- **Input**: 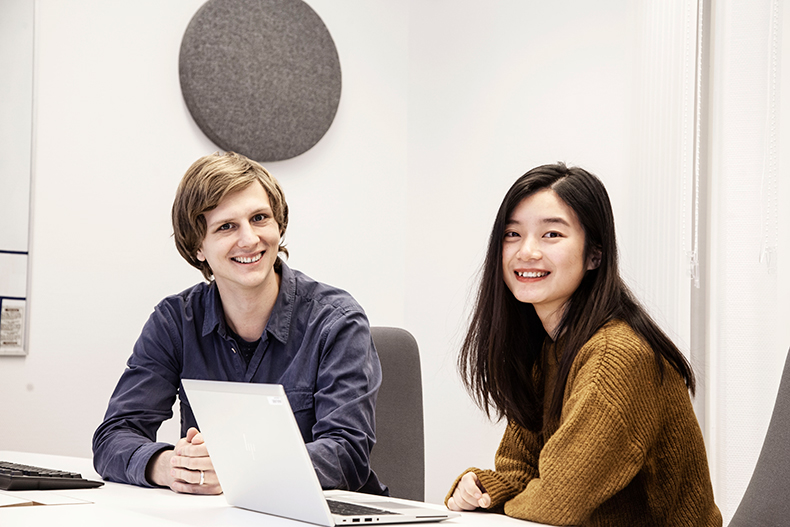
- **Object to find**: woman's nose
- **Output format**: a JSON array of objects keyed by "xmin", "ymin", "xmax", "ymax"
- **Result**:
[{"xmin": 517, "ymin": 237, "xmax": 541, "ymax": 260}]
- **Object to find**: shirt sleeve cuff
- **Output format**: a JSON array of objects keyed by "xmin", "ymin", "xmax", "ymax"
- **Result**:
[{"xmin": 128, "ymin": 442, "xmax": 174, "ymax": 487}]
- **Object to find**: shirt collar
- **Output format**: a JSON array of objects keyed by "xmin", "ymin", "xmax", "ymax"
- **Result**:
[
  {"xmin": 266, "ymin": 259, "xmax": 295, "ymax": 344},
  {"xmin": 201, "ymin": 258, "xmax": 295, "ymax": 345}
]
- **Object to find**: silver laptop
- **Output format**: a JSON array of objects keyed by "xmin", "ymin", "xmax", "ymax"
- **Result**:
[{"xmin": 182, "ymin": 379, "xmax": 456, "ymax": 526}]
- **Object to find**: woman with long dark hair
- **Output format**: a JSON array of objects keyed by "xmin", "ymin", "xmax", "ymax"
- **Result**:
[{"xmin": 445, "ymin": 164, "xmax": 721, "ymax": 526}]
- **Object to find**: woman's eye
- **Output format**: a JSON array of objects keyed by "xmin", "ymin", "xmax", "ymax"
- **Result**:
[
  {"xmin": 544, "ymin": 231, "xmax": 561, "ymax": 239},
  {"xmin": 504, "ymin": 231, "xmax": 519, "ymax": 239},
  {"xmin": 217, "ymin": 223, "xmax": 232, "ymax": 231}
]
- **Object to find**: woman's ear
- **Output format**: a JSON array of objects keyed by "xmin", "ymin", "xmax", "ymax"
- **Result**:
[{"xmin": 587, "ymin": 247, "xmax": 602, "ymax": 270}]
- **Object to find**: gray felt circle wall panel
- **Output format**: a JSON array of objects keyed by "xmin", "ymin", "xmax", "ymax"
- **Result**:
[{"xmin": 179, "ymin": 0, "xmax": 341, "ymax": 162}]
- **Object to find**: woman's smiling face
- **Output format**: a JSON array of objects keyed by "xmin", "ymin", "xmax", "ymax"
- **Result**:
[{"xmin": 501, "ymin": 188, "xmax": 595, "ymax": 335}]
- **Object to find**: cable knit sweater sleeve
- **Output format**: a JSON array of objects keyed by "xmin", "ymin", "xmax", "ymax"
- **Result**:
[
  {"xmin": 446, "ymin": 420, "xmax": 542, "ymax": 513},
  {"xmin": 446, "ymin": 321, "xmax": 720, "ymax": 526}
]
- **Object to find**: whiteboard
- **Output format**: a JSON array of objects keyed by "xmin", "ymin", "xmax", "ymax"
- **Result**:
[{"xmin": 0, "ymin": 0, "xmax": 34, "ymax": 355}]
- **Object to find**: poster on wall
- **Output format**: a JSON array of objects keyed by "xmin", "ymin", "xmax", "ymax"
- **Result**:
[
  {"xmin": 0, "ymin": 252, "xmax": 28, "ymax": 355},
  {"xmin": 0, "ymin": 298, "xmax": 26, "ymax": 355}
]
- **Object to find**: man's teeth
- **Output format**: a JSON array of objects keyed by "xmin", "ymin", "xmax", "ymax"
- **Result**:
[
  {"xmin": 517, "ymin": 271, "xmax": 548, "ymax": 278},
  {"xmin": 232, "ymin": 253, "xmax": 263, "ymax": 264}
]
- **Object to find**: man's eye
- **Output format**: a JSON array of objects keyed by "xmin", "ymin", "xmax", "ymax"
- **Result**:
[{"xmin": 252, "ymin": 214, "xmax": 266, "ymax": 222}]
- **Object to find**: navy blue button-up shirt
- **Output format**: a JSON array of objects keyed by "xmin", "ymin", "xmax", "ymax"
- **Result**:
[{"xmin": 92, "ymin": 261, "xmax": 386, "ymax": 494}]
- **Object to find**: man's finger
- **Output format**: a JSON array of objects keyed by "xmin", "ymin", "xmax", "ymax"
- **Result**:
[
  {"xmin": 175, "ymin": 441, "xmax": 210, "ymax": 459},
  {"xmin": 170, "ymin": 479, "xmax": 222, "ymax": 495},
  {"xmin": 185, "ymin": 427, "xmax": 199, "ymax": 443},
  {"xmin": 170, "ymin": 466, "xmax": 202, "ymax": 484}
]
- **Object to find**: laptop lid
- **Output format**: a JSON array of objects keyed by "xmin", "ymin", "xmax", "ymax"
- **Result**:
[{"xmin": 182, "ymin": 379, "xmax": 454, "ymax": 526}]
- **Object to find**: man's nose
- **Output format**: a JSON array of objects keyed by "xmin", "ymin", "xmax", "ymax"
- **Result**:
[{"xmin": 237, "ymin": 222, "xmax": 258, "ymax": 247}]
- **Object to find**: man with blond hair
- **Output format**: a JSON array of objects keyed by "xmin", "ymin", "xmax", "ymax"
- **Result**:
[{"xmin": 93, "ymin": 152, "xmax": 386, "ymax": 495}]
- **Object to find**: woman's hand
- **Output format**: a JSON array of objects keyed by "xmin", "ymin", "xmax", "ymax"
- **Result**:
[{"xmin": 447, "ymin": 472, "xmax": 491, "ymax": 511}]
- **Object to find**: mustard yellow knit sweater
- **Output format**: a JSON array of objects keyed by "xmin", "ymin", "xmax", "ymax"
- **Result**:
[{"xmin": 446, "ymin": 320, "xmax": 721, "ymax": 526}]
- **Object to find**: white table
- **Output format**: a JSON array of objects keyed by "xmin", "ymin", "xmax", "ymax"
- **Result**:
[{"xmin": 0, "ymin": 451, "xmax": 553, "ymax": 526}]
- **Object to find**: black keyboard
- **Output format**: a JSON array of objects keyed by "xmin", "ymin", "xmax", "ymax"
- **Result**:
[
  {"xmin": 0, "ymin": 461, "xmax": 104, "ymax": 491},
  {"xmin": 327, "ymin": 499, "xmax": 399, "ymax": 516}
]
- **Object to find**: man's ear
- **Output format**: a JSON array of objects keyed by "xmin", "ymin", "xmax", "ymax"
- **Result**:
[{"xmin": 587, "ymin": 247, "xmax": 602, "ymax": 270}]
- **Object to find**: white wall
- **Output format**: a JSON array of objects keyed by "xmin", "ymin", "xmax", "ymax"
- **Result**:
[
  {"xmin": 1, "ymin": 0, "xmax": 789, "ymax": 515},
  {"xmin": 707, "ymin": 0, "xmax": 790, "ymax": 522}
]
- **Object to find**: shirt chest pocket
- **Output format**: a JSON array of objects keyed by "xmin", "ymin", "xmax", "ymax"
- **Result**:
[
  {"xmin": 285, "ymin": 390, "xmax": 316, "ymax": 442},
  {"xmin": 286, "ymin": 390, "xmax": 314, "ymax": 412}
]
